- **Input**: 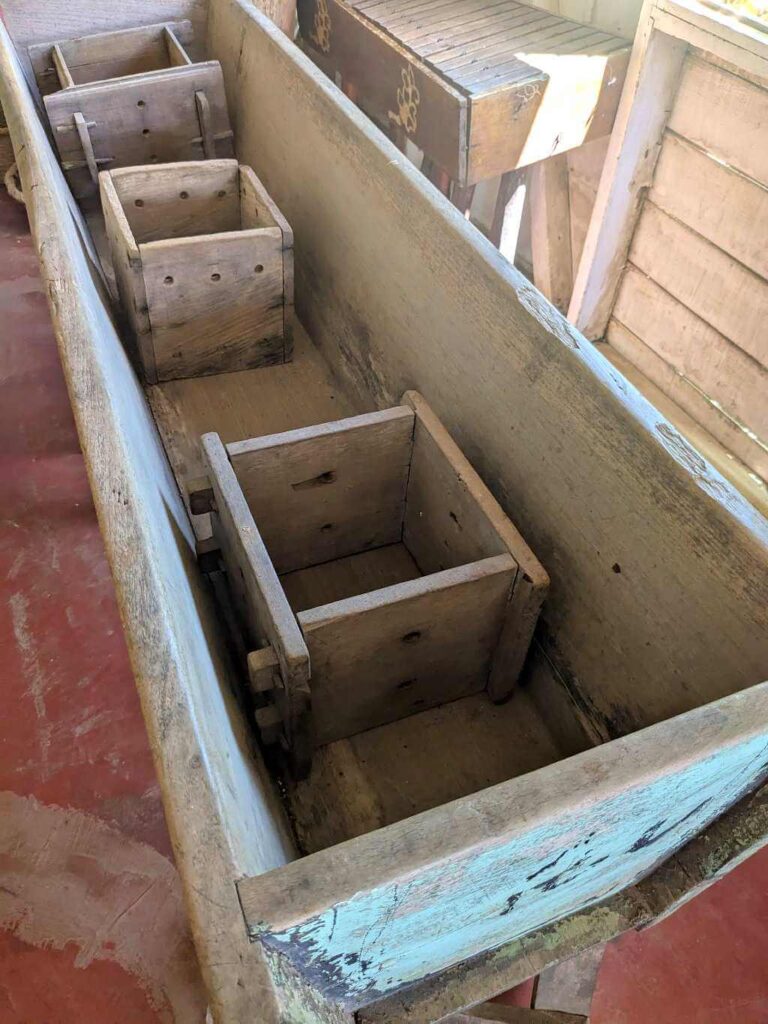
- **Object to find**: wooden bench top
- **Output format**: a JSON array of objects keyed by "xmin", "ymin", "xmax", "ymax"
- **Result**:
[{"xmin": 299, "ymin": 0, "xmax": 631, "ymax": 184}]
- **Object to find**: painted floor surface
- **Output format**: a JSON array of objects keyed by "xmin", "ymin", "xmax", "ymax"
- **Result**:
[{"xmin": 0, "ymin": 187, "xmax": 767, "ymax": 1022}]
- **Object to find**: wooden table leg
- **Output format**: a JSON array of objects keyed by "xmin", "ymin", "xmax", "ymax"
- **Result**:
[
  {"xmin": 490, "ymin": 169, "xmax": 528, "ymax": 264},
  {"xmin": 529, "ymin": 152, "xmax": 573, "ymax": 314}
]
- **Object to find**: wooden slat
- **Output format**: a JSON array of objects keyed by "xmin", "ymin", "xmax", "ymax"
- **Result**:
[
  {"xmin": 567, "ymin": 136, "xmax": 609, "ymax": 279},
  {"xmin": 613, "ymin": 265, "xmax": 768, "ymax": 441},
  {"xmin": 201, "ymin": 431, "xmax": 312, "ymax": 769},
  {"xmin": 44, "ymin": 61, "xmax": 234, "ymax": 199},
  {"xmin": 601, "ymin": 329, "xmax": 768, "ymax": 492},
  {"xmin": 669, "ymin": 54, "xmax": 768, "ymax": 186},
  {"xmin": 140, "ymin": 228, "xmax": 285, "ymax": 381},
  {"xmin": 651, "ymin": 131, "xmax": 768, "ymax": 280},
  {"xmin": 630, "ymin": 200, "xmax": 768, "ymax": 368},
  {"xmin": 228, "ymin": 407, "xmax": 415, "ymax": 574},
  {"xmin": 299, "ymin": 555, "xmax": 516, "ymax": 744},
  {"xmin": 530, "ymin": 152, "xmax": 573, "ymax": 314},
  {"xmin": 568, "ymin": 22, "xmax": 687, "ymax": 338}
]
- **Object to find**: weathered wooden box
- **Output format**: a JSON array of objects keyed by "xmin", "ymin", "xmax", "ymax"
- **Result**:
[
  {"xmin": 29, "ymin": 21, "xmax": 233, "ymax": 198},
  {"xmin": 100, "ymin": 159, "xmax": 294, "ymax": 382},
  {"xmin": 193, "ymin": 392, "xmax": 547, "ymax": 768}
]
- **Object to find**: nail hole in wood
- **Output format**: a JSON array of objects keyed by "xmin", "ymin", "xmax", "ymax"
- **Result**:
[
  {"xmin": 179, "ymin": 191, "xmax": 189, "ymax": 199},
  {"xmin": 211, "ymin": 273, "xmax": 221, "ymax": 281},
  {"xmin": 217, "ymin": 189, "xmax": 226, "ymax": 197},
  {"xmin": 142, "ymin": 128, "xmax": 150, "ymax": 135},
  {"xmin": 164, "ymin": 275, "xmax": 174, "ymax": 285},
  {"xmin": 402, "ymin": 631, "xmax": 422, "ymax": 644},
  {"xmin": 134, "ymin": 199, "xmax": 144, "ymax": 207},
  {"xmin": 254, "ymin": 264, "xmax": 264, "ymax": 273},
  {"xmin": 137, "ymin": 99, "xmax": 146, "ymax": 107},
  {"xmin": 150, "ymin": 155, "xmax": 159, "ymax": 163},
  {"xmin": 320, "ymin": 523, "xmax": 334, "ymax": 532}
]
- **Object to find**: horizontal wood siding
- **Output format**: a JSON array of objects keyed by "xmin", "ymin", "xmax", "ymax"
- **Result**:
[{"xmin": 610, "ymin": 52, "xmax": 768, "ymax": 477}]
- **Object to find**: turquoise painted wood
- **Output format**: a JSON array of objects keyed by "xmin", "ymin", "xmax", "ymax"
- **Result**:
[{"xmin": 240, "ymin": 686, "xmax": 768, "ymax": 1007}]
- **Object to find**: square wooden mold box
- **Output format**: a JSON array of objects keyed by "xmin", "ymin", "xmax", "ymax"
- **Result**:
[
  {"xmin": 191, "ymin": 390, "xmax": 548, "ymax": 776},
  {"xmin": 100, "ymin": 159, "xmax": 294, "ymax": 383},
  {"xmin": 28, "ymin": 21, "xmax": 234, "ymax": 198}
]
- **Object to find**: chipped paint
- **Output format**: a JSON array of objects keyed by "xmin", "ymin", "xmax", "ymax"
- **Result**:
[{"xmin": 257, "ymin": 735, "xmax": 768, "ymax": 1006}]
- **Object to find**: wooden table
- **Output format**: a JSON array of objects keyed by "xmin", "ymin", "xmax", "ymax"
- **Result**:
[{"xmin": 298, "ymin": 0, "xmax": 630, "ymax": 185}]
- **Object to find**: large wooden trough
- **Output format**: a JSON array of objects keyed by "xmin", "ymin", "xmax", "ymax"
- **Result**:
[{"xmin": 1, "ymin": 0, "xmax": 767, "ymax": 1021}]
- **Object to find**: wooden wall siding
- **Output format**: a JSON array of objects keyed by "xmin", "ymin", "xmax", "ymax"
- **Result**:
[
  {"xmin": 607, "ymin": 51, "xmax": 768, "ymax": 477},
  {"xmin": 240, "ymin": 683, "xmax": 768, "ymax": 1005},
  {"xmin": 0, "ymin": 20, "xmax": 296, "ymax": 1024},
  {"xmin": 210, "ymin": 0, "xmax": 768, "ymax": 739}
]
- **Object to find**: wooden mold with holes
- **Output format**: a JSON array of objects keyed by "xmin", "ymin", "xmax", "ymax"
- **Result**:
[
  {"xmin": 189, "ymin": 390, "xmax": 549, "ymax": 777},
  {"xmin": 99, "ymin": 159, "xmax": 294, "ymax": 383},
  {"xmin": 28, "ymin": 21, "xmax": 234, "ymax": 198}
]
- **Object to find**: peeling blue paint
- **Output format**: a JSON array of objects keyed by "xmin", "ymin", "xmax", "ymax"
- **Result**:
[{"xmin": 257, "ymin": 736, "xmax": 768, "ymax": 1006}]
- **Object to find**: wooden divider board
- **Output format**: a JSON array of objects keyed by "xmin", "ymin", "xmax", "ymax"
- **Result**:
[
  {"xmin": 228, "ymin": 408, "xmax": 415, "ymax": 573},
  {"xmin": 299, "ymin": 555, "xmax": 516, "ymax": 744},
  {"xmin": 44, "ymin": 61, "xmax": 234, "ymax": 198}
]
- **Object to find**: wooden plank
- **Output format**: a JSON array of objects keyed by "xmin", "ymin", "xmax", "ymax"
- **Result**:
[
  {"xmin": 652, "ymin": 0, "xmax": 768, "ymax": 81},
  {"xmin": 630, "ymin": 199, "xmax": 768, "ymax": 368},
  {"xmin": 239, "ymin": 681, "xmax": 768, "ymax": 1006},
  {"xmin": 613, "ymin": 265, "xmax": 768, "ymax": 441},
  {"xmin": 211, "ymin": 0, "xmax": 768, "ymax": 741},
  {"xmin": 298, "ymin": 555, "xmax": 516, "ymax": 744},
  {"xmin": 140, "ymin": 228, "xmax": 286, "ymax": 380},
  {"xmin": 28, "ymin": 21, "xmax": 196, "ymax": 93},
  {"xmin": 603, "ymin": 325, "xmax": 768, "ymax": 488},
  {"xmin": 650, "ymin": 131, "xmax": 768, "ymax": 280},
  {"xmin": 298, "ymin": 0, "xmax": 469, "ymax": 181},
  {"xmin": 669, "ymin": 53, "xmax": 768, "ymax": 186},
  {"xmin": 228, "ymin": 407, "xmax": 415, "ymax": 573},
  {"xmin": 201, "ymin": 431, "xmax": 312, "ymax": 767},
  {"xmin": 529, "ymin": 153, "xmax": 573, "ymax": 314},
  {"xmin": 44, "ymin": 62, "xmax": 234, "ymax": 199},
  {"xmin": 98, "ymin": 170, "xmax": 157, "ymax": 381},
  {"xmin": 108, "ymin": 160, "xmax": 241, "ymax": 243},
  {"xmin": 568, "ymin": 21, "xmax": 687, "ymax": 338},
  {"xmin": 566, "ymin": 136, "xmax": 609, "ymax": 279},
  {"xmin": 402, "ymin": 390, "xmax": 548, "ymax": 701}
]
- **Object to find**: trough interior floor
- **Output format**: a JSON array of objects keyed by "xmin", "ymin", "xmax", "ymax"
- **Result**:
[{"xmin": 147, "ymin": 323, "xmax": 573, "ymax": 853}]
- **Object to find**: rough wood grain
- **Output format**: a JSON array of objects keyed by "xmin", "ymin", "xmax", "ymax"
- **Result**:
[
  {"xmin": 569, "ymin": 21, "xmax": 686, "ymax": 338},
  {"xmin": 229, "ymin": 408, "xmax": 414, "ymax": 573},
  {"xmin": 299, "ymin": 555, "xmax": 516, "ymax": 744},
  {"xmin": 211, "ymin": 0, "xmax": 768, "ymax": 738}
]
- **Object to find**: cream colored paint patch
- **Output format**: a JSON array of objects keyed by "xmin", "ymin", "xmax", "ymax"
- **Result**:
[{"xmin": 0, "ymin": 791, "xmax": 207, "ymax": 1022}]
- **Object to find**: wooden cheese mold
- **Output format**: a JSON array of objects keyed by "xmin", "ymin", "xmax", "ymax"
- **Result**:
[
  {"xmin": 99, "ymin": 159, "xmax": 294, "ymax": 383},
  {"xmin": 190, "ymin": 390, "xmax": 548, "ymax": 776},
  {"xmin": 28, "ymin": 21, "xmax": 234, "ymax": 198}
]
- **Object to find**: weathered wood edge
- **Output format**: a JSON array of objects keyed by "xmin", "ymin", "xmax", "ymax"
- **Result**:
[
  {"xmin": 358, "ymin": 778, "xmax": 768, "ymax": 1023},
  {"xmin": 0, "ymin": 22, "xmax": 297, "ymax": 1024}
]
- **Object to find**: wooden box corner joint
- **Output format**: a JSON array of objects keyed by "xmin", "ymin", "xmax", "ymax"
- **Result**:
[
  {"xmin": 196, "ymin": 390, "xmax": 548, "ymax": 778},
  {"xmin": 99, "ymin": 159, "xmax": 295, "ymax": 383},
  {"xmin": 29, "ymin": 22, "xmax": 234, "ymax": 198}
]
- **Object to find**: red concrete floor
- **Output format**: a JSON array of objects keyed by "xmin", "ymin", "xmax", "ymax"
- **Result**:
[{"xmin": 0, "ymin": 184, "xmax": 767, "ymax": 1023}]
